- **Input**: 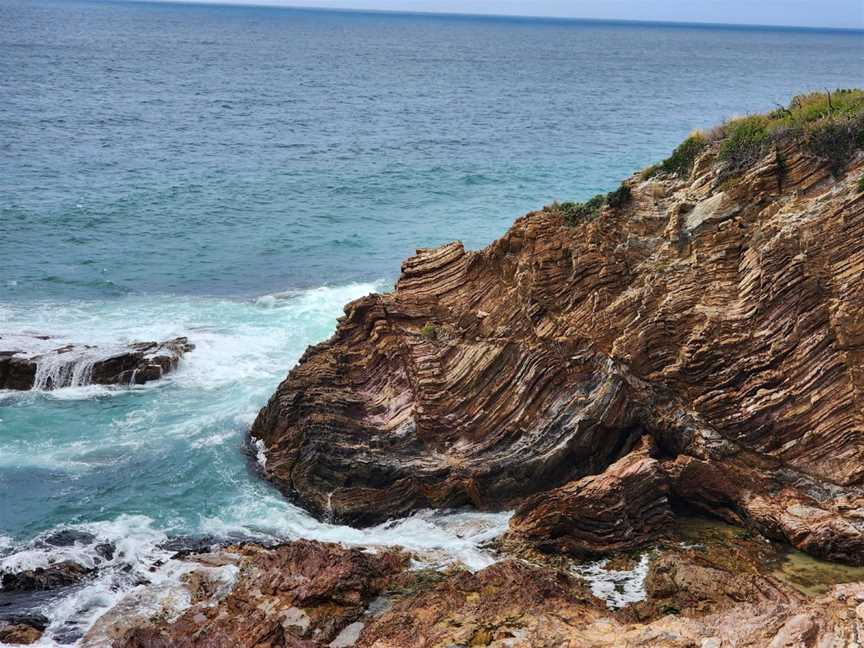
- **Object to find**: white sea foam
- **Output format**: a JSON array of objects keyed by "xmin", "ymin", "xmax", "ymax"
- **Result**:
[
  {"xmin": 253, "ymin": 437, "xmax": 267, "ymax": 468},
  {"xmin": 571, "ymin": 552, "xmax": 652, "ymax": 609},
  {"xmin": 199, "ymin": 501, "xmax": 511, "ymax": 572}
]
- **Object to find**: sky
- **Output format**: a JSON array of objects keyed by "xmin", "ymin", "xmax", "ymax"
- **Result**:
[{"xmin": 145, "ymin": 0, "xmax": 864, "ymax": 30}]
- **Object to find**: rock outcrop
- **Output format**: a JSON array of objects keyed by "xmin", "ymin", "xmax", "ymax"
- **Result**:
[
  {"xmin": 251, "ymin": 116, "xmax": 864, "ymax": 563},
  {"xmin": 103, "ymin": 541, "xmax": 408, "ymax": 648},
  {"xmin": 103, "ymin": 537, "xmax": 864, "ymax": 648},
  {"xmin": 1, "ymin": 561, "xmax": 94, "ymax": 592},
  {"xmin": 0, "ymin": 623, "xmax": 44, "ymax": 646},
  {"xmin": 506, "ymin": 437, "xmax": 673, "ymax": 557},
  {"xmin": 0, "ymin": 337, "xmax": 194, "ymax": 390}
]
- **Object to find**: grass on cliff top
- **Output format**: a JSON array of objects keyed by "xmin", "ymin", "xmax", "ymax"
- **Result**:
[
  {"xmin": 546, "ymin": 182, "xmax": 631, "ymax": 226},
  {"xmin": 553, "ymin": 90, "xmax": 864, "ymax": 228},
  {"xmin": 646, "ymin": 89, "xmax": 864, "ymax": 178}
]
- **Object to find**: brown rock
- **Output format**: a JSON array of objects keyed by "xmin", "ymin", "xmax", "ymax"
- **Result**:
[
  {"xmin": 0, "ymin": 623, "xmax": 43, "ymax": 645},
  {"xmin": 356, "ymin": 559, "xmax": 606, "ymax": 648},
  {"xmin": 507, "ymin": 437, "xmax": 673, "ymax": 556},
  {"xmin": 111, "ymin": 540, "xmax": 408, "ymax": 648},
  {"xmin": 251, "ymin": 130, "xmax": 864, "ymax": 564}
]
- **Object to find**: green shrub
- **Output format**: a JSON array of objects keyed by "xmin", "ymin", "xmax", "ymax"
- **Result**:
[
  {"xmin": 606, "ymin": 183, "xmax": 632, "ymax": 209},
  {"xmin": 548, "ymin": 184, "xmax": 630, "ymax": 227},
  {"xmin": 648, "ymin": 90, "xmax": 864, "ymax": 178},
  {"xmin": 558, "ymin": 194, "xmax": 605, "ymax": 225},
  {"xmin": 804, "ymin": 114, "xmax": 864, "ymax": 176},
  {"xmin": 717, "ymin": 116, "xmax": 772, "ymax": 168},
  {"xmin": 420, "ymin": 323, "xmax": 438, "ymax": 340},
  {"xmin": 717, "ymin": 90, "xmax": 864, "ymax": 173},
  {"xmin": 659, "ymin": 133, "xmax": 708, "ymax": 177},
  {"xmin": 857, "ymin": 174, "xmax": 864, "ymax": 193}
]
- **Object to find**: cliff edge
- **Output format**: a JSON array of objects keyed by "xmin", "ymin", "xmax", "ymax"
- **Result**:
[{"xmin": 251, "ymin": 91, "xmax": 864, "ymax": 564}]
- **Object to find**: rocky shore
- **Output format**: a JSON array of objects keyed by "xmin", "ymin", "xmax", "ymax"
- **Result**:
[
  {"xmin": 74, "ymin": 527, "xmax": 864, "ymax": 647},
  {"xmin": 8, "ymin": 92, "xmax": 861, "ymax": 646}
]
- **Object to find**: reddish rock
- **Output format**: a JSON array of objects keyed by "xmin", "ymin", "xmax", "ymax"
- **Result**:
[
  {"xmin": 112, "ymin": 541, "xmax": 408, "ymax": 648},
  {"xmin": 507, "ymin": 437, "xmax": 673, "ymax": 557},
  {"xmin": 0, "ymin": 623, "xmax": 43, "ymax": 645}
]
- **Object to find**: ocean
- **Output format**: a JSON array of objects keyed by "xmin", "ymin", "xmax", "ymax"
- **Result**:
[{"xmin": 1, "ymin": 1, "xmax": 862, "ymax": 643}]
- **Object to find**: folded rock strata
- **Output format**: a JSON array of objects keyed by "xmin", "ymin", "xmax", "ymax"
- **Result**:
[
  {"xmin": 507, "ymin": 437, "xmax": 673, "ymax": 557},
  {"xmin": 0, "ymin": 337, "xmax": 194, "ymax": 390},
  {"xmin": 252, "ymin": 132, "xmax": 864, "ymax": 563}
]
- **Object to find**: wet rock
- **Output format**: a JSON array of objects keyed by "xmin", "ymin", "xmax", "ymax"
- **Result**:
[
  {"xmin": 0, "ymin": 337, "xmax": 194, "ymax": 390},
  {"xmin": 94, "ymin": 542, "xmax": 115, "ymax": 561},
  {"xmin": 0, "ymin": 351, "xmax": 37, "ymax": 390},
  {"xmin": 43, "ymin": 529, "xmax": 96, "ymax": 547},
  {"xmin": 0, "ymin": 621, "xmax": 44, "ymax": 645},
  {"xmin": 158, "ymin": 534, "xmax": 236, "ymax": 557},
  {"xmin": 1, "ymin": 560, "xmax": 94, "ymax": 591}
]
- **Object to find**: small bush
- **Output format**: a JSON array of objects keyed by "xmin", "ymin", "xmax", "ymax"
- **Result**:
[
  {"xmin": 718, "ymin": 116, "xmax": 772, "ymax": 168},
  {"xmin": 420, "ymin": 323, "xmax": 437, "ymax": 340},
  {"xmin": 606, "ymin": 183, "xmax": 632, "ymax": 209},
  {"xmin": 647, "ymin": 90, "xmax": 864, "ymax": 178},
  {"xmin": 558, "ymin": 194, "xmax": 605, "ymax": 225},
  {"xmin": 804, "ymin": 114, "xmax": 864, "ymax": 176},
  {"xmin": 659, "ymin": 132, "xmax": 708, "ymax": 177},
  {"xmin": 857, "ymin": 174, "xmax": 864, "ymax": 193}
]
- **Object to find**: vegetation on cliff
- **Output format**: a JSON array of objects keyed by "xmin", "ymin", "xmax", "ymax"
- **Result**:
[{"xmin": 561, "ymin": 89, "xmax": 864, "ymax": 222}]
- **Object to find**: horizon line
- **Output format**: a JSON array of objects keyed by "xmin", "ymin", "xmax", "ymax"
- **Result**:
[{"xmin": 98, "ymin": 0, "xmax": 864, "ymax": 33}]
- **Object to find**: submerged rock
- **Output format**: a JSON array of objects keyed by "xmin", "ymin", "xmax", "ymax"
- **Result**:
[
  {"xmin": 0, "ymin": 337, "xmax": 194, "ymax": 390},
  {"xmin": 1, "ymin": 560, "xmax": 94, "ymax": 591}
]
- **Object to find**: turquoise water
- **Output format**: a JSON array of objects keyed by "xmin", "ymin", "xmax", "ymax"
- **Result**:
[{"xmin": 1, "ymin": 1, "xmax": 863, "ymax": 643}]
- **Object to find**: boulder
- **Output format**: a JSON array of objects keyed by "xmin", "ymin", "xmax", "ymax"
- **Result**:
[{"xmin": 1, "ymin": 561, "xmax": 94, "ymax": 592}]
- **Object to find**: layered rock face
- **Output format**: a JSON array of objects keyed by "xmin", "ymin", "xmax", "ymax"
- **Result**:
[
  {"xmin": 252, "ymin": 134, "xmax": 864, "ymax": 562},
  {"xmin": 506, "ymin": 437, "xmax": 673, "ymax": 557},
  {"xmin": 0, "ymin": 337, "xmax": 194, "ymax": 390}
]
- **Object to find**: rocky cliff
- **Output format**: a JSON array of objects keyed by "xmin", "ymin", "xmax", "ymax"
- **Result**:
[{"xmin": 251, "ymin": 91, "xmax": 864, "ymax": 566}]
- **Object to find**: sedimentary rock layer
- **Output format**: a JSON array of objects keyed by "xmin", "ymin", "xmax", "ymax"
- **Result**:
[
  {"xmin": 252, "ymin": 132, "xmax": 864, "ymax": 560},
  {"xmin": 507, "ymin": 437, "xmax": 673, "ymax": 557}
]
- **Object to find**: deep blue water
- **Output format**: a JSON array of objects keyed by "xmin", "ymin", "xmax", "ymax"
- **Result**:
[
  {"xmin": 0, "ymin": 2, "xmax": 863, "ymax": 642},
  {"xmin": 3, "ymin": 1, "xmax": 863, "ymax": 300}
]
